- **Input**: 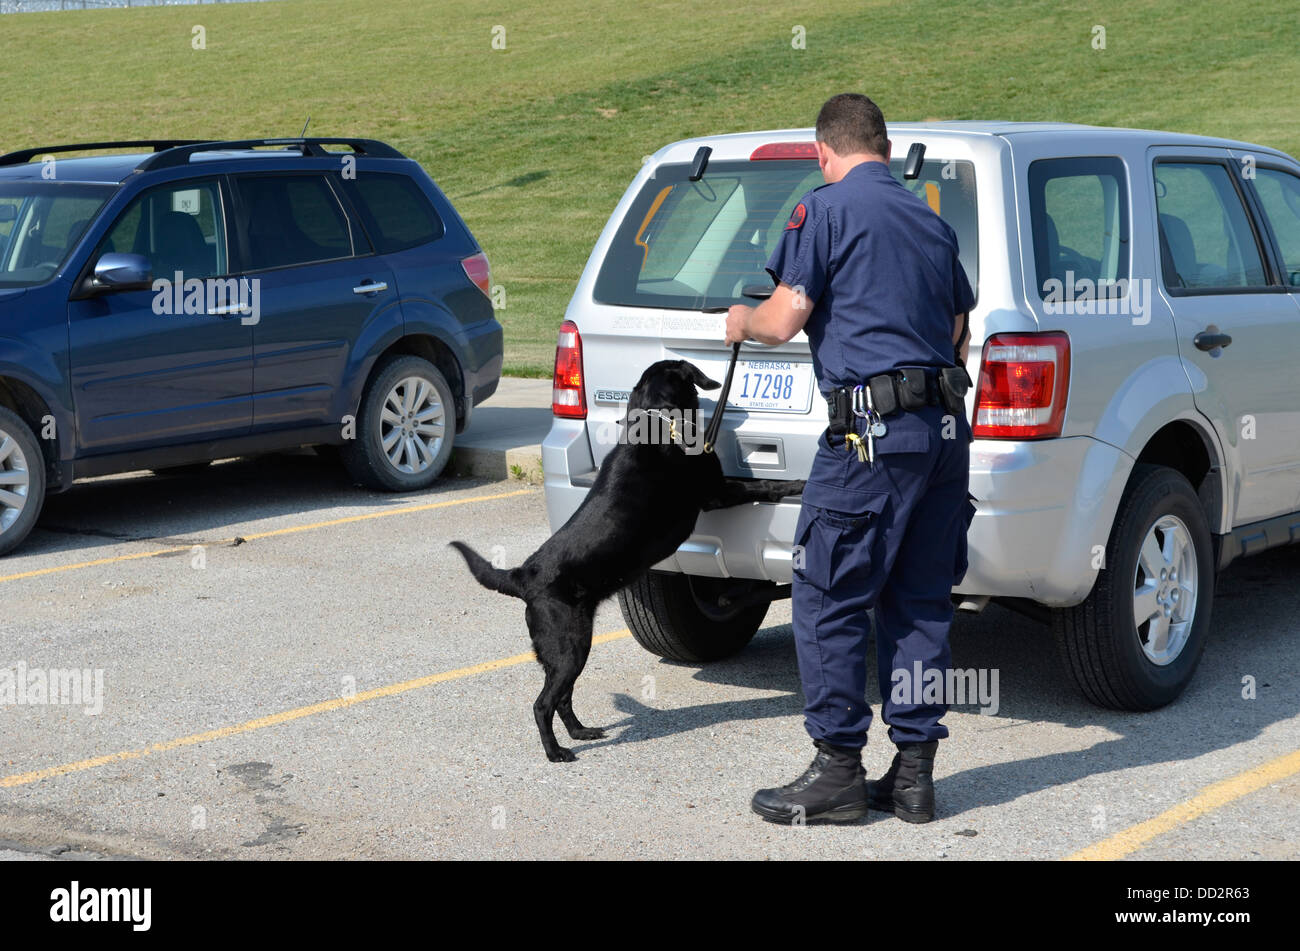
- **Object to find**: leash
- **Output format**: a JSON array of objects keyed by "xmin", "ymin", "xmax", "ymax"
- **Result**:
[
  {"xmin": 701, "ymin": 341, "xmax": 741, "ymax": 454},
  {"xmin": 700, "ymin": 286, "xmax": 769, "ymax": 454}
]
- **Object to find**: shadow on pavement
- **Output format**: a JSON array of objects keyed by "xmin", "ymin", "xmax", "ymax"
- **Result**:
[
  {"xmin": 13, "ymin": 451, "xmax": 494, "ymax": 563},
  {"xmin": 585, "ymin": 545, "xmax": 1300, "ymax": 821}
]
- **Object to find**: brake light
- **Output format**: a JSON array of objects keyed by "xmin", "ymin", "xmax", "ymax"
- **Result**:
[
  {"xmin": 972, "ymin": 332, "xmax": 1070, "ymax": 439},
  {"xmin": 750, "ymin": 142, "xmax": 819, "ymax": 161},
  {"xmin": 552, "ymin": 320, "xmax": 586, "ymax": 419},
  {"xmin": 461, "ymin": 251, "xmax": 492, "ymax": 298}
]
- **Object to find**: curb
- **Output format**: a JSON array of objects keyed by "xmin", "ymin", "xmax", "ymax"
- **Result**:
[{"xmin": 448, "ymin": 444, "xmax": 544, "ymax": 485}]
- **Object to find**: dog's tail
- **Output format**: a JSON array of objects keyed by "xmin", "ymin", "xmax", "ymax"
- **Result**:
[{"xmin": 448, "ymin": 541, "xmax": 524, "ymax": 599}]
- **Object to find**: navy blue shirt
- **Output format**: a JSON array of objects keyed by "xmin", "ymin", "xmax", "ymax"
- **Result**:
[{"xmin": 765, "ymin": 161, "xmax": 974, "ymax": 394}]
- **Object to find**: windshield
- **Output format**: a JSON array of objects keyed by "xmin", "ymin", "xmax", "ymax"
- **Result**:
[
  {"xmin": 0, "ymin": 182, "xmax": 114, "ymax": 288},
  {"xmin": 594, "ymin": 157, "xmax": 978, "ymax": 310}
]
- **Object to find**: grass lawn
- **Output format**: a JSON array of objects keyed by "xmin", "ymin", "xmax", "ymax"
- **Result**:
[{"xmin": 2, "ymin": 0, "xmax": 1296, "ymax": 375}]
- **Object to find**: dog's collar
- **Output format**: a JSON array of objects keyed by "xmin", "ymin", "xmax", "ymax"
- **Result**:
[
  {"xmin": 634, "ymin": 408, "xmax": 700, "ymax": 448},
  {"xmin": 643, "ymin": 408, "xmax": 679, "ymax": 444}
]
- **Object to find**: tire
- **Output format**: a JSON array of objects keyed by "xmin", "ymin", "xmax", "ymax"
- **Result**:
[
  {"xmin": 619, "ymin": 571, "xmax": 769, "ymax": 663},
  {"xmin": 152, "ymin": 461, "xmax": 213, "ymax": 476},
  {"xmin": 0, "ymin": 406, "xmax": 46, "ymax": 557},
  {"xmin": 1052, "ymin": 464, "xmax": 1214, "ymax": 710},
  {"xmin": 341, "ymin": 355, "xmax": 456, "ymax": 492}
]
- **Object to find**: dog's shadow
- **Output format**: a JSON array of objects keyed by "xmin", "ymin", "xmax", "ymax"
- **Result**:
[
  {"xmin": 584, "ymin": 631, "xmax": 806, "ymax": 749},
  {"xmin": 580, "ymin": 547, "xmax": 1300, "ymax": 822}
]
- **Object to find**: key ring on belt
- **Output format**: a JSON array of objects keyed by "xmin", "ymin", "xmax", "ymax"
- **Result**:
[
  {"xmin": 844, "ymin": 385, "xmax": 871, "ymax": 464},
  {"xmin": 851, "ymin": 384, "xmax": 868, "ymax": 421}
]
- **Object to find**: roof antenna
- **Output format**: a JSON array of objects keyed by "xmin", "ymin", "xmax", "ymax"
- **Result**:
[{"xmin": 299, "ymin": 116, "xmax": 311, "ymax": 139}]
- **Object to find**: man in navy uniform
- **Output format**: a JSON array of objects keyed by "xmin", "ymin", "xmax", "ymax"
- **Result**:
[{"xmin": 724, "ymin": 93, "xmax": 975, "ymax": 824}]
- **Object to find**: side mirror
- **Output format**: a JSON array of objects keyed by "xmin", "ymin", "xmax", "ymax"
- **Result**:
[
  {"xmin": 92, "ymin": 252, "xmax": 152, "ymax": 292},
  {"xmin": 0, "ymin": 205, "xmax": 16, "ymax": 224}
]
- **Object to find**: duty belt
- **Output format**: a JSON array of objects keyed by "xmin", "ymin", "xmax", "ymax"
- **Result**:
[{"xmin": 826, "ymin": 365, "xmax": 974, "ymax": 462}]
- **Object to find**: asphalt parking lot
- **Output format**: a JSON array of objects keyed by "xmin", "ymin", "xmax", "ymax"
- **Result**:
[{"xmin": 2, "ymin": 452, "xmax": 1298, "ymax": 860}]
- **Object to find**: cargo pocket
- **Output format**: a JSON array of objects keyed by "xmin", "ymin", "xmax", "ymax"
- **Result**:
[
  {"xmin": 794, "ymin": 491, "xmax": 891, "ymax": 594},
  {"xmin": 954, "ymin": 492, "xmax": 977, "ymax": 584}
]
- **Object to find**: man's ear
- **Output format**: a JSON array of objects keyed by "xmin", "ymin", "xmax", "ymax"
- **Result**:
[
  {"xmin": 815, "ymin": 139, "xmax": 831, "ymax": 174},
  {"xmin": 680, "ymin": 362, "xmax": 720, "ymax": 390}
]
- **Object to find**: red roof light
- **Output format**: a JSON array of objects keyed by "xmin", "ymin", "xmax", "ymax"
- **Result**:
[{"xmin": 750, "ymin": 142, "xmax": 819, "ymax": 161}]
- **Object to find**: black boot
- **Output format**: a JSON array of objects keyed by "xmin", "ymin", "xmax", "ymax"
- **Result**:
[
  {"xmin": 866, "ymin": 741, "xmax": 938, "ymax": 823},
  {"xmin": 751, "ymin": 740, "xmax": 868, "ymax": 824}
]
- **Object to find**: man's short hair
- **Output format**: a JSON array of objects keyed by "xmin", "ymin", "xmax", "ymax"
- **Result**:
[{"xmin": 815, "ymin": 93, "xmax": 888, "ymax": 158}]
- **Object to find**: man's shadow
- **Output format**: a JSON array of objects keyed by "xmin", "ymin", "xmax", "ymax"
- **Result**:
[{"xmin": 583, "ymin": 545, "xmax": 1300, "ymax": 819}]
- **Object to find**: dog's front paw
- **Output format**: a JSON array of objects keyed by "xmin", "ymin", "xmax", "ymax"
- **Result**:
[
  {"xmin": 547, "ymin": 747, "xmax": 577, "ymax": 763},
  {"xmin": 569, "ymin": 727, "xmax": 606, "ymax": 740}
]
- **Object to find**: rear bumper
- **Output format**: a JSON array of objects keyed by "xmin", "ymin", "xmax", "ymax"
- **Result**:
[
  {"xmin": 543, "ymin": 419, "xmax": 1133, "ymax": 607},
  {"xmin": 959, "ymin": 435, "xmax": 1133, "ymax": 606},
  {"xmin": 458, "ymin": 317, "xmax": 503, "ymax": 431}
]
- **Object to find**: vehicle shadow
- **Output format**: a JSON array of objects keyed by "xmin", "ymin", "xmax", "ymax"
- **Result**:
[
  {"xmin": 586, "ymin": 545, "xmax": 1300, "ymax": 821},
  {"xmin": 13, "ymin": 452, "xmax": 497, "ymax": 563}
]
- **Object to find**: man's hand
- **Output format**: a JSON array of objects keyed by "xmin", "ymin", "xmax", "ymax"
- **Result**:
[
  {"xmin": 723, "ymin": 283, "xmax": 811, "ymax": 347},
  {"xmin": 725, "ymin": 304, "xmax": 753, "ymax": 346}
]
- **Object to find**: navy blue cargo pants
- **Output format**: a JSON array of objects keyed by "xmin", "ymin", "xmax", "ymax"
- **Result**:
[{"xmin": 792, "ymin": 402, "xmax": 975, "ymax": 748}]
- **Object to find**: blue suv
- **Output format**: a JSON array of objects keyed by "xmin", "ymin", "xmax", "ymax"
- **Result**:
[{"xmin": 0, "ymin": 137, "xmax": 502, "ymax": 555}]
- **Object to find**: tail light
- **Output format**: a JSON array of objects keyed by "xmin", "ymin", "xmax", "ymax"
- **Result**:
[
  {"xmin": 972, "ymin": 332, "xmax": 1070, "ymax": 439},
  {"xmin": 461, "ymin": 251, "xmax": 492, "ymax": 298},
  {"xmin": 552, "ymin": 320, "xmax": 586, "ymax": 419}
]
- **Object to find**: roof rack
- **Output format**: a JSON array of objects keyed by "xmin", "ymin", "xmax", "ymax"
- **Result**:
[
  {"xmin": 0, "ymin": 140, "xmax": 207, "ymax": 167},
  {"xmin": 0, "ymin": 138, "xmax": 406, "ymax": 171},
  {"xmin": 136, "ymin": 137, "xmax": 405, "ymax": 171}
]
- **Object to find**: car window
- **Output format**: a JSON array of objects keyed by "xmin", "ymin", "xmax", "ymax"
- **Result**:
[
  {"xmin": 0, "ymin": 182, "xmax": 113, "ymax": 287},
  {"xmin": 235, "ymin": 174, "xmax": 356, "ymax": 271},
  {"xmin": 1028, "ymin": 157, "xmax": 1130, "ymax": 299},
  {"xmin": 0, "ymin": 196, "xmax": 18, "ymax": 240},
  {"xmin": 1154, "ymin": 162, "xmax": 1268, "ymax": 290},
  {"xmin": 593, "ymin": 157, "xmax": 979, "ymax": 310},
  {"xmin": 1252, "ymin": 167, "xmax": 1300, "ymax": 287},
  {"xmin": 96, "ymin": 179, "xmax": 227, "ymax": 281},
  {"xmin": 343, "ymin": 173, "xmax": 444, "ymax": 253}
]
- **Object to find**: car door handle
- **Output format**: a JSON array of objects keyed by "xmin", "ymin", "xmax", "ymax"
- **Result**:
[
  {"xmin": 352, "ymin": 281, "xmax": 388, "ymax": 296},
  {"xmin": 1193, "ymin": 327, "xmax": 1233, "ymax": 352},
  {"xmin": 207, "ymin": 303, "xmax": 251, "ymax": 318}
]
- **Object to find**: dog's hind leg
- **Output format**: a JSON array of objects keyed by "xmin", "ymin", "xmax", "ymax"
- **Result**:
[
  {"xmin": 527, "ymin": 598, "xmax": 595, "ymax": 762},
  {"xmin": 558, "ymin": 687, "xmax": 605, "ymax": 741},
  {"xmin": 556, "ymin": 604, "xmax": 605, "ymax": 741},
  {"xmin": 533, "ymin": 664, "xmax": 577, "ymax": 762}
]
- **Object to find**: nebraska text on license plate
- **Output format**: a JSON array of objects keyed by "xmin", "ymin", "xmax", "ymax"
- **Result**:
[{"xmin": 726, "ymin": 360, "xmax": 814, "ymax": 413}]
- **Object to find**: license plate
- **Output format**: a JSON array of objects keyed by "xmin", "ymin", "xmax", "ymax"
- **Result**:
[{"xmin": 725, "ymin": 359, "xmax": 814, "ymax": 413}]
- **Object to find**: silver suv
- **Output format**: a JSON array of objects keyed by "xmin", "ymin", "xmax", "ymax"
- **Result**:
[{"xmin": 543, "ymin": 122, "xmax": 1300, "ymax": 710}]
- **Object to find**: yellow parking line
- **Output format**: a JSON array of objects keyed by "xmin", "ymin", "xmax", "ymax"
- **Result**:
[
  {"xmin": 1, "ymin": 629, "xmax": 633, "ymax": 788},
  {"xmin": 1066, "ymin": 747, "xmax": 1300, "ymax": 860},
  {"xmin": 0, "ymin": 487, "xmax": 534, "ymax": 585}
]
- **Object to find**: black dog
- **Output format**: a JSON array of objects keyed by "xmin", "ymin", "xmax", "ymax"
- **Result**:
[{"xmin": 450, "ymin": 359, "xmax": 802, "ymax": 761}]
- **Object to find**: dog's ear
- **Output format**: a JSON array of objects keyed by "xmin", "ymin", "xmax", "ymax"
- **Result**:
[{"xmin": 678, "ymin": 361, "xmax": 720, "ymax": 391}]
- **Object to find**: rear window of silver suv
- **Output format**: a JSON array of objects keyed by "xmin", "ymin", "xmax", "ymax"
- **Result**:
[{"xmin": 593, "ymin": 157, "xmax": 978, "ymax": 310}]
